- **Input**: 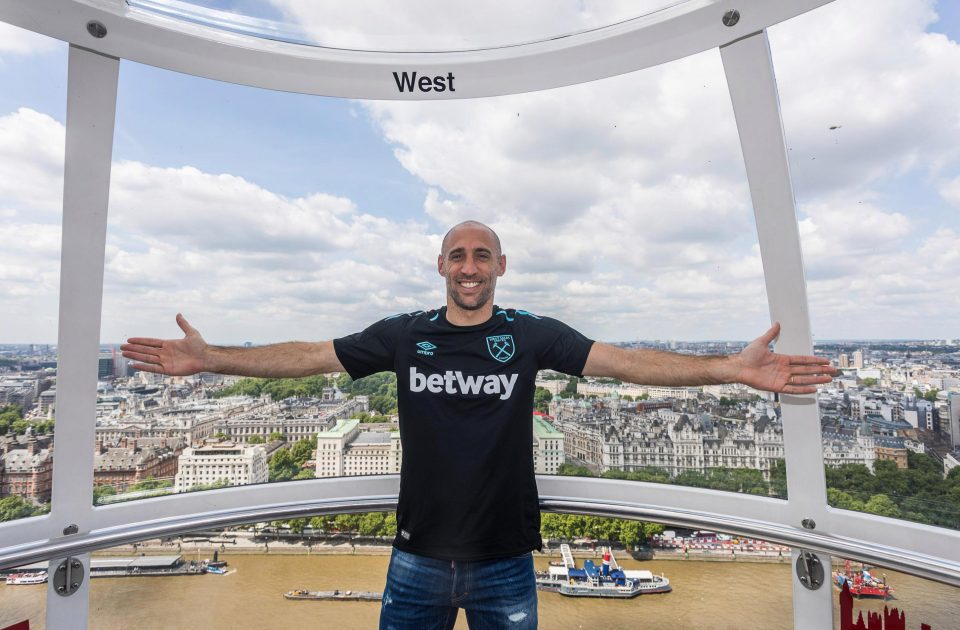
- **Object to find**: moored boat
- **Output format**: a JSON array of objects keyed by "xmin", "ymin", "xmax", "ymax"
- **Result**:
[
  {"xmin": 536, "ymin": 544, "xmax": 670, "ymax": 598},
  {"xmin": 832, "ymin": 560, "xmax": 892, "ymax": 599},
  {"xmin": 283, "ymin": 589, "xmax": 382, "ymax": 601}
]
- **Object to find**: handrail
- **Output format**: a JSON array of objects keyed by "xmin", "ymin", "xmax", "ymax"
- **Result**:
[{"xmin": 2, "ymin": 496, "xmax": 959, "ymax": 589}]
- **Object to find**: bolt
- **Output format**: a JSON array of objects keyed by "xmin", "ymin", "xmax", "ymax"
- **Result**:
[
  {"xmin": 71, "ymin": 582, "xmax": 79, "ymax": 589},
  {"xmin": 86, "ymin": 20, "xmax": 107, "ymax": 39},
  {"xmin": 58, "ymin": 565, "xmax": 66, "ymax": 572},
  {"xmin": 72, "ymin": 561, "xmax": 81, "ymax": 569},
  {"xmin": 722, "ymin": 9, "xmax": 740, "ymax": 27},
  {"xmin": 799, "ymin": 576, "xmax": 808, "ymax": 583},
  {"xmin": 57, "ymin": 586, "xmax": 66, "ymax": 593},
  {"xmin": 802, "ymin": 518, "xmax": 816, "ymax": 530}
]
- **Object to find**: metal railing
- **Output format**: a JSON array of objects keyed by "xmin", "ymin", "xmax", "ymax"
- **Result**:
[{"xmin": 3, "ymin": 495, "xmax": 959, "ymax": 589}]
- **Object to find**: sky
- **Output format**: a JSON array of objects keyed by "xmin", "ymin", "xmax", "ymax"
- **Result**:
[{"xmin": 0, "ymin": 0, "xmax": 958, "ymax": 345}]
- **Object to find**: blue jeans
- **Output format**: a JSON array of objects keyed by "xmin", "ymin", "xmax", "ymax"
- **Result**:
[{"xmin": 379, "ymin": 547, "xmax": 538, "ymax": 629}]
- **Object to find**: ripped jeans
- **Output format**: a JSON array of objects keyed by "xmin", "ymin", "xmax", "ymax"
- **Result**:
[{"xmin": 379, "ymin": 547, "xmax": 538, "ymax": 630}]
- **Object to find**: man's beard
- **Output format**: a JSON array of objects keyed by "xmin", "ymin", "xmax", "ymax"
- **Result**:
[{"xmin": 449, "ymin": 280, "xmax": 494, "ymax": 311}]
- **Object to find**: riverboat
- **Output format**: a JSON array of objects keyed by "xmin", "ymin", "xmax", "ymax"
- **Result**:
[
  {"xmin": 284, "ymin": 589, "xmax": 382, "ymax": 601},
  {"xmin": 832, "ymin": 560, "xmax": 892, "ymax": 599},
  {"xmin": 5, "ymin": 571, "xmax": 48, "ymax": 585},
  {"xmin": 536, "ymin": 544, "xmax": 670, "ymax": 598}
]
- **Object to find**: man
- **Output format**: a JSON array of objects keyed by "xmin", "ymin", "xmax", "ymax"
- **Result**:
[{"xmin": 121, "ymin": 220, "xmax": 835, "ymax": 629}]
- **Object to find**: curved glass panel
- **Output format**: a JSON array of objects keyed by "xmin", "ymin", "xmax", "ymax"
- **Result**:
[
  {"xmin": 127, "ymin": 0, "xmax": 692, "ymax": 52},
  {"xmin": 770, "ymin": 0, "xmax": 960, "ymax": 530},
  {"xmin": 0, "ymin": 24, "xmax": 66, "ymax": 537},
  {"xmin": 96, "ymin": 42, "xmax": 784, "ymax": 513}
]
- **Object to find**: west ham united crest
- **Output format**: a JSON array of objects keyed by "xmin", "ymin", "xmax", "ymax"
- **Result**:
[{"xmin": 486, "ymin": 335, "xmax": 515, "ymax": 363}]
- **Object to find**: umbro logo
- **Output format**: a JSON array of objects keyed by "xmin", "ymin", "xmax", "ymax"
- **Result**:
[{"xmin": 416, "ymin": 341, "xmax": 437, "ymax": 356}]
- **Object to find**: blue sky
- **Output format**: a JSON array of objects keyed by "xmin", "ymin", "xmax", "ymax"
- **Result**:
[{"xmin": 0, "ymin": 0, "xmax": 958, "ymax": 344}]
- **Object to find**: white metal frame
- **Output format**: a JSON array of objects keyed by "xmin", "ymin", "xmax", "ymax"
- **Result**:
[
  {"xmin": 1, "ymin": 0, "xmax": 958, "ymax": 628},
  {"xmin": 2, "ymin": 0, "xmax": 832, "ymax": 99}
]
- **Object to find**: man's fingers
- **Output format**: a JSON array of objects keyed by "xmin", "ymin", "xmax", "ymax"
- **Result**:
[
  {"xmin": 781, "ymin": 385, "xmax": 818, "ymax": 395},
  {"xmin": 129, "ymin": 362, "xmax": 164, "ymax": 374},
  {"xmin": 121, "ymin": 343, "xmax": 162, "ymax": 355},
  {"xmin": 124, "ymin": 338, "xmax": 164, "ymax": 348},
  {"xmin": 122, "ymin": 350, "xmax": 162, "ymax": 364},
  {"xmin": 789, "ymin": 355, "xmax": 833, "ymax": 366},
  {"xmin": 788, "ymin": 375, "xmax": 833, "ymax": 386},
  {"xmin": 791, "ymin": 364, "xmax": 837, "ymax": 375}
]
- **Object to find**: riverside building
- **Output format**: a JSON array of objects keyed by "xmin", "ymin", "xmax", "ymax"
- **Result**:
[{"xmin": 173, "ymin": 440, "xmax": 268, "ymax": 492}]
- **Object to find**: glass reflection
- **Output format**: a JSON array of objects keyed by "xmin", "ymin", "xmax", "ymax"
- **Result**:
[{"xmin": 127, "ymin": 0, "xmax": 693, "ymax": 52}]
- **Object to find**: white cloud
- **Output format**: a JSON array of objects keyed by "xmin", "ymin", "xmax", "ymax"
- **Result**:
[
  {"xmin": 1, "ymin": 0, "xmax": 958, "ymax": 343},
  {"xmin": 940, "ymin": 176, "xmax": 960, "ymax": 207},
  {"xmin": 0, "ymin": 23, "xmax": 59, "ymax": 58},
  {"xmin": 0, "ymin": 108, "xmax": 64, "ymax": 218}
]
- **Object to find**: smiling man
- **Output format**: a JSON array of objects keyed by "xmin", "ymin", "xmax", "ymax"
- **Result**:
[{"xmin": 121, "ymin": 220, "xmax": 836, "ymax": 630}]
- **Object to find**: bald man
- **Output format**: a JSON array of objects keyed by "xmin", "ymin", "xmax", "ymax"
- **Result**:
[{"xmin": 122, "ymin": 220, "xmax": 835, "ymax": 629}]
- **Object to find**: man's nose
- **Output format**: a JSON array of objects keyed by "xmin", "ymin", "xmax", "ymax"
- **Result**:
[{"xmin": 461, "ymin": 256, "xmax": 479, "ymax": 274}]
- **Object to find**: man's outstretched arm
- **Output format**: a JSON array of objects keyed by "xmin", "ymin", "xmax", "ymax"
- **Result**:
[
  {"xmin": 582, "ymin": 322, "xmax": 836, "ymax": 395},
  {"xmin": 120, "ymin": 313, "xmax": 344, "ymax": 378}
]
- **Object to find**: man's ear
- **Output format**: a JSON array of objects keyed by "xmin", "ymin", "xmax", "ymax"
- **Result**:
[
  {"xmin": 438, "ymin": 253, "xmax": 445, "ymax": 276},
  {"xmin": 497, "ymin": 254, "xmax": 507, "ymax": 277}
]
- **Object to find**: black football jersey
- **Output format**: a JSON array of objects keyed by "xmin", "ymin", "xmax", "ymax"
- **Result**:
[{"xmin": 334, "ymin": 306, "xmax": 594, "ymax": 561}]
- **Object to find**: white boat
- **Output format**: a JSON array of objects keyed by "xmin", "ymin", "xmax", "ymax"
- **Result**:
[
  {"xmin": 536, "ymin": 544, "xmax": 670, "ymax": 598},
  {"xmin": 5, "ymin": 571, "xmax": 48, "ymax": 585}
]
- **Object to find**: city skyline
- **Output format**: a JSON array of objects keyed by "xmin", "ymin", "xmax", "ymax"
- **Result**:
[{"xmin": 1, "ymin": 0, "xmax": 958, "ymax": 344}]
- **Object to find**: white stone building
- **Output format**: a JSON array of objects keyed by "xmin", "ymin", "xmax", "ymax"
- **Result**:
[{"xmin": 173, "ymin": 441, "xmax": 267, "ymax": 492}]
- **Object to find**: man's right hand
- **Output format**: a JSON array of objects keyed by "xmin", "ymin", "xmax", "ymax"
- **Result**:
[{"xmin": 121, "ymin": 313, "xmax": 207, "ymax": 376}]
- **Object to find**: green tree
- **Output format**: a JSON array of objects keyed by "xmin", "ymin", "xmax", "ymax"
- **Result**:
[
  {"xmin": 189, "ymin": 478, "xmax": 230, "ymax": 492},
  {"xmin": 864, "ymin": 494, "xmax": 902, "ymax": 518},
  {"xmin": 534, "ymin": 387, "xmax": 553, "ymax": 413},
  {"xmin": 557, "ymin": 463, "xmax": 594, "ymax": 477},
  {"xmin": 769, "ymin": 459, "xmax": 787, "ymax": 499},
  {"xmin": 383, "ymin": 512, "xmax": 398, "ymax": 537},
  {"xmin": 309, "ymin": 515, "xmax": 335, "ymax": 532},
  {"xmin": 827, "ymin": 488, "xmax": 865, "ymax": 511},
  {"xmin": 0, "ymin": 404, "xmax": 24, "ymax": 434},
  {"xmin": 248, "ymin": 435, "xmax": 264, "ymax": 444},
  {"xmin": 334, "ymin": 513, "xmax": 362, "ymax": 533},
  {"xmin": 93, "ymin": 485, "xmax": 117, "ymax": 504},
  {"xmin": 619, "ymin": 520, "xmax": 644, "ymax": 549},
  {"xmin": 359, "ymin": 512, "xmax": 386, "ymax": 536},
  {"xmin": 0, "ymin": 495, "xmax": 40, "ymax": 521},
  {"xmin": 861, "ymin": 377, "xmax": 878, "ymax": 387},
  {"xmin": 129, "ymin": 477, "xmax": 173, "ymax": 491},
  {"xmin": 268, "ymin": 431, "xmax": 284, "ymax": 442},
  {"xmin": 268, "ymin": 448, "xmax": 300, "ymax": 482},
  {"xmin": 562, "ymin": 377, "xmax": 579, "ymax": 397},
  {"xmin": 290, "ymin": 437, "xmax": 317, "ymax": 467},
  {"xmin": 288, "ymin": 518, "xmax": 307, "ymax": 535}
]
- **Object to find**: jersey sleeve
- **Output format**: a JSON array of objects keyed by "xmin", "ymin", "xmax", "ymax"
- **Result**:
[
  {"xmin": 535, "ymin": 317, "xmax": 595, "ymax": 377},
  {"xmin": 333, "ymin": 316, "xmax": 406, "ymax": 380}
]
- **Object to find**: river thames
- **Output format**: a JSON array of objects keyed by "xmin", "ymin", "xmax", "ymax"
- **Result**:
[{"xmin": 2, "ymin": 553, "xmax": 957, "ymax": 629}]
